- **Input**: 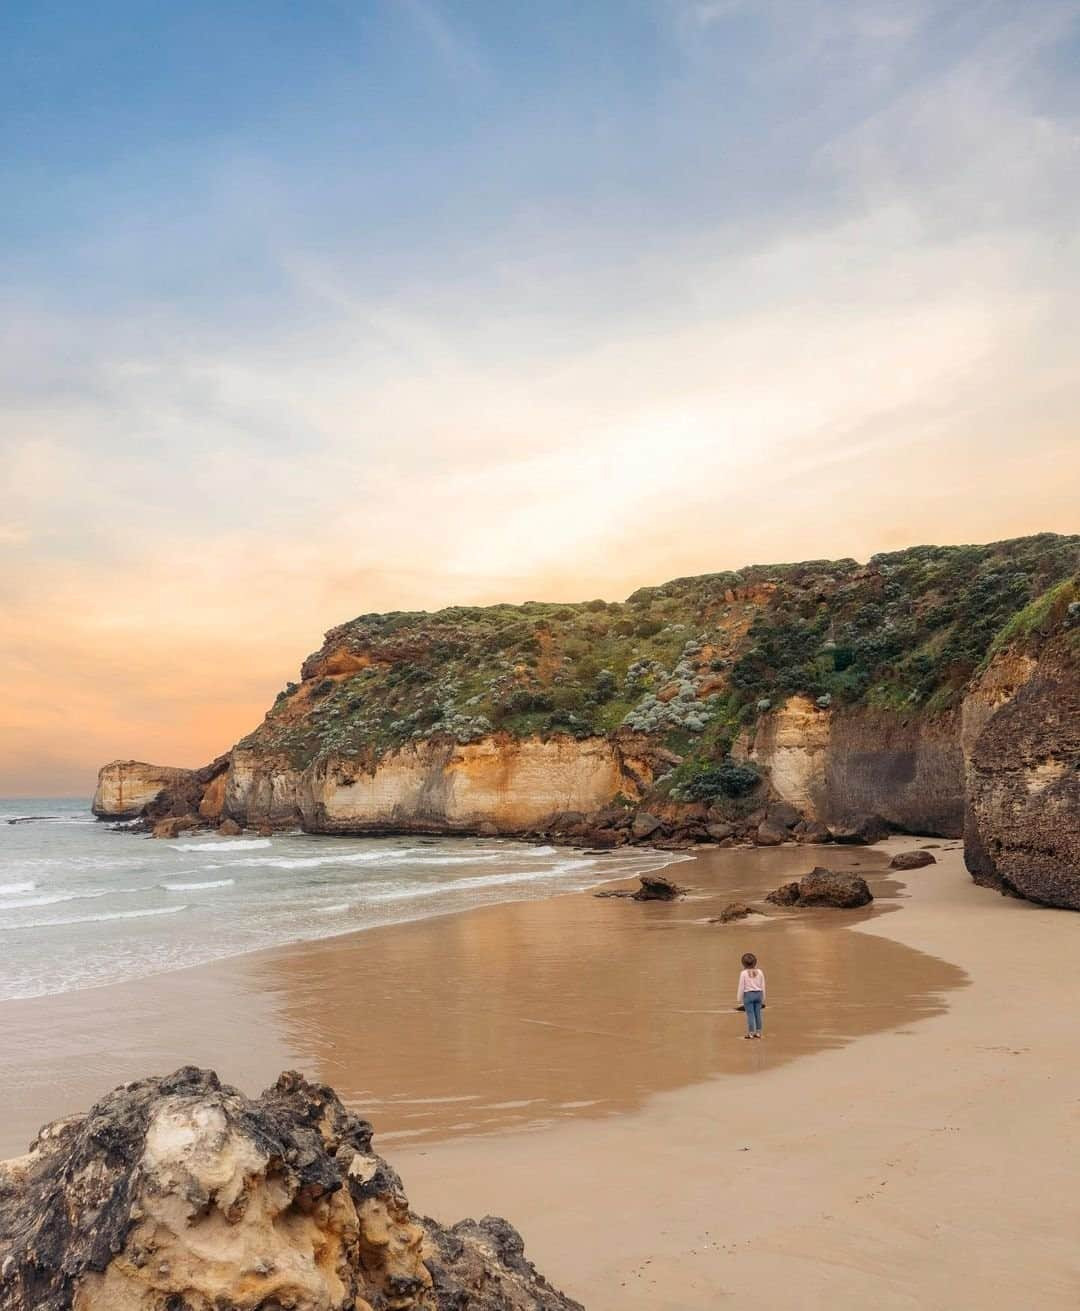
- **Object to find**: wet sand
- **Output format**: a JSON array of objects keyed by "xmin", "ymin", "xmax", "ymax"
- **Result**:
[{"xmin": 0, "ymin": 842, "xmax": 956, "ymax": 1155}]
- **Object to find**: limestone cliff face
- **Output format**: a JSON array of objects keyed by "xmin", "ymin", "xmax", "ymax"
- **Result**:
[
  {"xmin": 963, "ymin": 589, "xmax": 1079, "ymax": 907},
  {"xmin": 738, "ymin": 697, "xmax": 965, "ymax": 836},
  {"xmin": 91, "ymin": 760, "xmax": 195, "ymax": 819},
  {"xmin": 0, "ymin": 1067, "xmax": 581, "ymax": 1311},
  {"xmin": 226, "ymin": 735, "xmax": 654, "ymax": 833}
]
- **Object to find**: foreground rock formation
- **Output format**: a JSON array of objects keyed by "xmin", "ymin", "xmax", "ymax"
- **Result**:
[
  {"xmin": 0, "ymin": 1067, "xmax": 581, "ymax": 1311},
  {"xmin": 92, "ymin": 536, "xmax": 1080, "ymax": 905}
]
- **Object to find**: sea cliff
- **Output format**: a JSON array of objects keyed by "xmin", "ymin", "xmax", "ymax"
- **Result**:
[{"xmin": 94, "ymin": 534, "xmax": 1080, "ymax": 904}]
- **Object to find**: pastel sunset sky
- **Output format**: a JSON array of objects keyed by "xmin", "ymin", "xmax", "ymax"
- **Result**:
[{"xmin": 3, "ymin": 0, "xmax": 1078, "ymax": 795}]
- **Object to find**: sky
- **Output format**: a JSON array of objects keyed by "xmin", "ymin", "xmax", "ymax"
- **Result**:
[{"xmin": 2, "ymin": 0, "xmax": 1079, "ymax": 795}]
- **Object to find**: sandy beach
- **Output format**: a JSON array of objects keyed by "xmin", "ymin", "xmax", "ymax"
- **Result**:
[
  {"xmin": 1, "ymin": 835, "xmax": 1074, "ymax": 1308},
  {"xmin": 394, "ymin": 839, "xmax": 1080, "ymax": 1309}
]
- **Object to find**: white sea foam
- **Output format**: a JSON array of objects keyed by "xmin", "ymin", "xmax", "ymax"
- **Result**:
[
  {"xmin": 0, "ymin": 889, "xmax": 114, "ymax": 909},
  {"xmin": 163, "ymin": 878, "xmax": 235, "ymax": 892},
  {"xmin": 235, "ymin": 849, "xmax": 416, "ymax": 871},
  {"xmin": 406, "ymin": 853, "xmax": 503, "ymax": 866},
  {"xmin": 171, "ymin": 839, "xmax": 271, "ymax": 852},
  {"xmin": 0, "ymin": 881, "xmax": 35, "ymax": 895},
  {"xmin": 8, "ymin": 905, "xmax": 189, "ymax": 931},
  {"xmin": 370, "ymin": 861, "xmax": 595, "ymax": 903}
]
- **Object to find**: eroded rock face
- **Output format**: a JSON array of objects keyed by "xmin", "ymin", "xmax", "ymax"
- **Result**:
[
  {"xmin": 964, "ymin": 600, "xmax": 1080, "ymax": 908},
  {"xmin": 224, "ymin": 736, "xmax": 655, "ymax": 836},
  {"xmin": 738, "ymin": 697, "xmax": 966, "ymax": 837},
  {"xmin": 91, "ymin": 761, "xmax": 195, "ymax": 819},
  {"xmin": 0, "ymin": 1067, "xmax": 581, "ymax": 1311}
]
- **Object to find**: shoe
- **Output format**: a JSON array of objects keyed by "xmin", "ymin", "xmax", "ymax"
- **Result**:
[{"xmin": 743, "ymin": 1034, "xmax": 754, "ymax": 1040}]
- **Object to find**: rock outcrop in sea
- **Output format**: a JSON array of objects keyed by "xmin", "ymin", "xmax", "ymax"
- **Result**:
[
  {"xmin": 92, "ymin": 535, "xmax": 1080, "ymax": 907},
  {"xmin": 0, "ymin": 1066, "xmax": 581, "ymax": 1311}
]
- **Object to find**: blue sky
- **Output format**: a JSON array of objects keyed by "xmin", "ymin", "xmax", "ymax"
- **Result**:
[{"xmin": 2, "ymin": 0, "xmax": 1079, "ymax": 791}]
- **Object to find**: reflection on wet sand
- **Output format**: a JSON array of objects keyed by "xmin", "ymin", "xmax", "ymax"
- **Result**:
[
  {"xmin": 249, "ymin": 845, "xmax": 967, "ymax": 1145},
  {"xmin": 0, "ymin": 845, "xmax": 965, "ymax": 1158}
]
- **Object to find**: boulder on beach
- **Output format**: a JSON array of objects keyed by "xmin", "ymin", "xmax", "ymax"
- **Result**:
[
  {"xmin": 797, "ymin": 867, "xmax": 873, "ymax": 907},
  {"xmin": 795, "ymin": 820, "xmax": 832, "ymax": 844},
  {"xmin": 890, "ymin": 850, "xmax": 937, "ymax": 870},
  {"xmin": 631, "ymin": 810, "xmax": 664, "ymax": 840},
  {"xmin": 217, "ymin": 817, "xmax": 243, "ymax": 836},
  {"xmin": 595, "ymin": 873, "xmax": 686, "ymax": 901},
  {"xmin": 831, "ymin": 814, "xmax": 891, "ymax": 845},
  {"xmin": 755, "ymin": 820, "xmax": 788, "ymax": 846},
  {"xmin": 633, "ymin": 873, "xmax": 685, "ymax": 900},
  {"xmin": 765, "ymin": 881, "xmax": 801, "ymax": 906},
  {"xmin": 0, "ymin": 1066, "xmax": 582, "ymax": 1311},
  {"xmin": 765, "ymin": 868, "xmax": 873, "ymax": 909},
  {"xmin": 711, "ymin": 901, "xmax": 757, "ymax": 923}
]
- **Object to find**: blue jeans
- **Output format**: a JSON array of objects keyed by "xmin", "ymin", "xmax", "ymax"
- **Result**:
[{"xmin": 743, "ymin": 990, "xmax": 764, "ymax": 1035}]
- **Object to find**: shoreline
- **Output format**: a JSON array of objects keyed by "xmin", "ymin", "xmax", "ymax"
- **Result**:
[{"xmin": 0, "ymin": 836, "xmax": 943, "ymax": 1157}]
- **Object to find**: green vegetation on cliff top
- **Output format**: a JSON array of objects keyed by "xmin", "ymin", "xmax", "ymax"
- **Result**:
[{"xmin": 238, "ymin": 533, "xmax": 1080, "ymax": 774}]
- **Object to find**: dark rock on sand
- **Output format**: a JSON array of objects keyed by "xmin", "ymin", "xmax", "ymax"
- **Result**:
[
  {"xmin": 890, "ymin": 850, "xmax": 937, "ymax": 870},
  {"xmin": 630, "ymin": 810, "xmax": 665, "ymax": 840},
  {"xmin": 765, "ymin": 881, "xmax": 801, "ymax": 906},
  {"xmin": 797, "ymin": 867, "xmax": 873, "ymax": 907},
  {"xmin": 706, "ymin": 821, "xmax": 736, "ymax": 841},
  {"xmin": 766, "ymin": 800, "xmax": 802, "ymax": 830},
  {"xmin": 633, "ymin": 873, "xmax": 685, "ymax": 900},
  {"xmin": 0, "ymin": 1066, "xmax": 581, "ymax": 1311},
  {"xmin": 765, "ymin": 869, "xmax": 873, "ymax": 909},
  {"xmin": 755, "ymin": 820, "xmax": 789, "ymax": 846},
  {"xmin": 711, "ymin": 901, "xmax": 757, "ymax": 923},
  {"xmin": 831, "ymin": 814, "xmax": 891, "ymax": 845},
  {"xmin": 596, "ymin": 873, "xmax": 686, "ymax": 901},
  {"xmin": 795, "ymin": 820, "xmax": 832, "ymax": 844}
]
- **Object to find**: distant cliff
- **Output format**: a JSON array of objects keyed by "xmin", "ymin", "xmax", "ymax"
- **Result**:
[{"xmin": 93, "ymin": 534, "xmax": 1080, "ymax": 902}]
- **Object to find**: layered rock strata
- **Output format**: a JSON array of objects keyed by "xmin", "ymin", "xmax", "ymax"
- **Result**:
[{"xmin": 0, "ymin": 1066, "xmax": 581, "ymax": 1311}]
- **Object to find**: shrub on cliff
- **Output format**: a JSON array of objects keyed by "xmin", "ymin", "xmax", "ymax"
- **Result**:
[{"xmin": 673, "ymin": 758, "xmax": 762, "ymax": 803}]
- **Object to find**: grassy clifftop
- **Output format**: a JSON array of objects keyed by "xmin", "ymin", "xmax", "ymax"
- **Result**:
[{"xmin": 238, "ymin": 533, "xmax": 1080, "ymax": 779}]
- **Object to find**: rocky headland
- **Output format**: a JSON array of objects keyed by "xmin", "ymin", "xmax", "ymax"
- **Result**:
[
  {"xmin": 0, "ymin": 1066, "xmax": 581, "ymax": 1311},
  {"xmin": 94, "ymin": 534, "xmax": 1079, "ymax": 906}
]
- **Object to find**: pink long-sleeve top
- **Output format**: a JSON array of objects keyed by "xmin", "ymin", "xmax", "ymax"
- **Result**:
[{"xmin": 737, "ymin": 968, "xmax": 766, "ymax": 1002}]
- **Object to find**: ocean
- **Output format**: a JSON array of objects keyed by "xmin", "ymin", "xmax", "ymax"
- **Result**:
[{"xmin": 0, "ymin": 797, "xmax": 680, "ymax": 1002}]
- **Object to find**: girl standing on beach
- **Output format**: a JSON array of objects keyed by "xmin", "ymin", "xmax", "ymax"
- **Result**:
[{"xmin": 737, "ymin": 952, "xmax": 766, "ymax": 1039}]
